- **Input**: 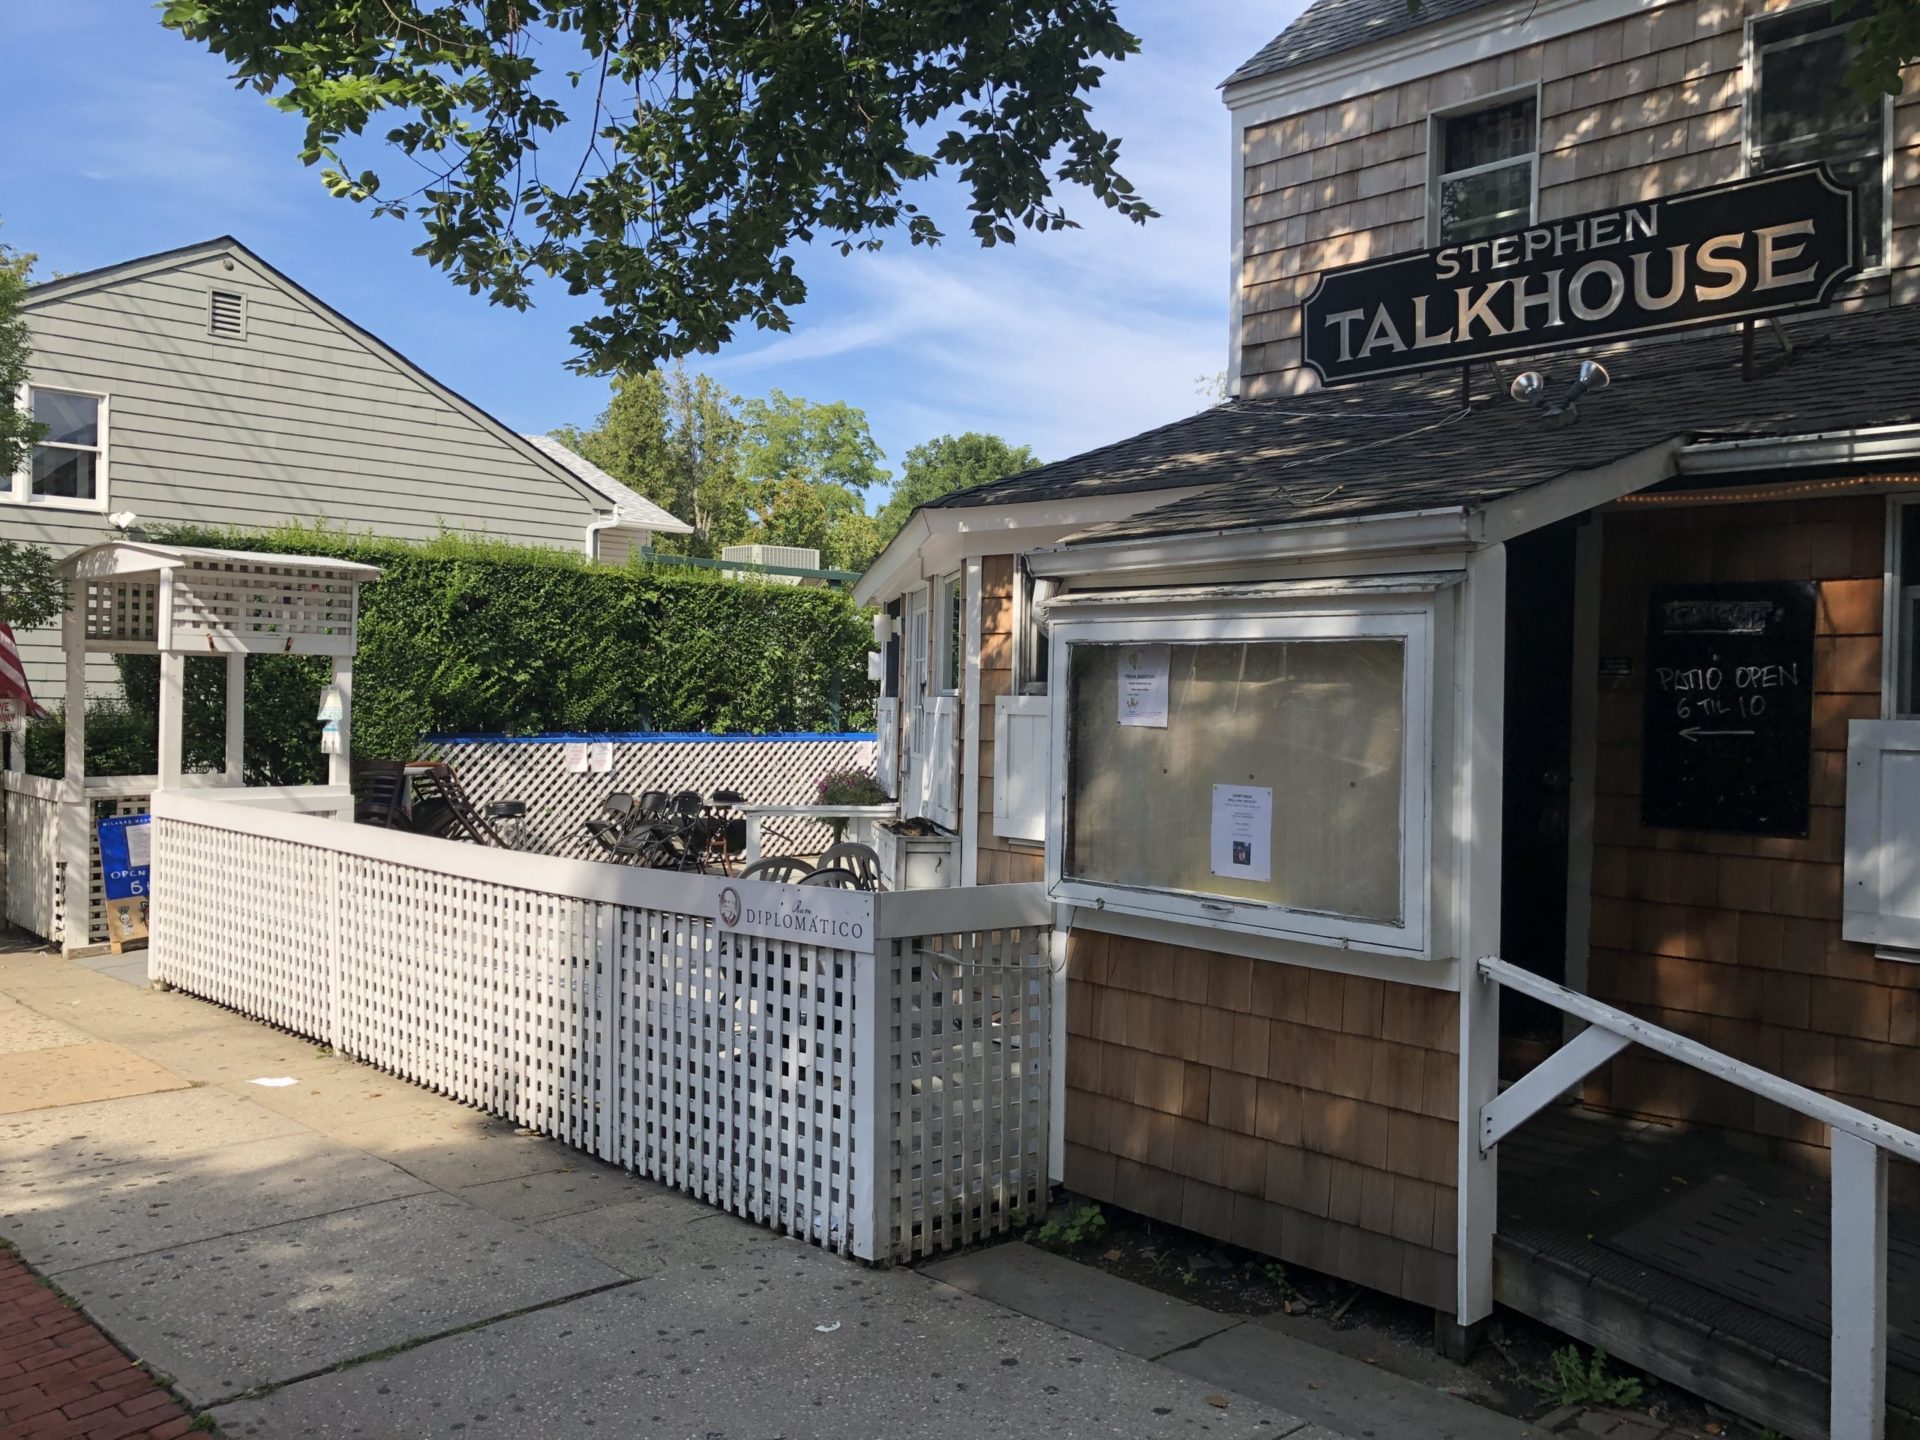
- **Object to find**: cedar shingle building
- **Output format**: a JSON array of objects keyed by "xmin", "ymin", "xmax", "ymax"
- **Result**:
[{"xmin": 853, "ymin": 2, "xmax": 1920, "ymax": 1434}]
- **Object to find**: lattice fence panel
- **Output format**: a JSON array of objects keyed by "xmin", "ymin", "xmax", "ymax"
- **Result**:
[
  {"xmin": 882, "ymin": 923, "xmax": 1052, "ymax": 1260},
  {"xmin": 81, "ymin": 580, "xmax": 158, "ymax": 647},
  {"xmin": 149, "ymin": 820, "xmax": 333, "ymax": 1037},
  {"xmin": 334, "ymin": 860, "xmax": 607, "ymax": 1156},
  {"xmin": 608, "ymin": 913, "xmax": 863, "ymax": 1253},
  {"xmin": 4, "ymin": 787, "xmax": 61, "ymax": 943},
  {"xmin": 172, "ymin": 561, "xmax": 359, "ymax": 648},
  {"xmin": 423, "ymin": 734, "xmax": 877, "ymax": 858}
]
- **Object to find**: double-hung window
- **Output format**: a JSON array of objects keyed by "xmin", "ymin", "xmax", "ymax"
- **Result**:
[
  {"xmin": 11, "ymin": 386, "xmax": 107, "ymax": 509},
  {"xmin": 994, "ymin": 558, "xmax": 1054, "ymax": 842},
  {"xmin": 1429, "ymin": 94, "xmax": 1537, "ymax": 246},
  {"xmin": 1049, "ymin": 587, "xmax": 1438, "ymax": 957},
  {"xmin": 1750, "ymin": 9, "xmax": 1888, "ymax": 269}
]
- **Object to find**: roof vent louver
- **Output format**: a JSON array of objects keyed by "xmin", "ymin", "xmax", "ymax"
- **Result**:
[{"xmin": 208, "ymin": 289, "xmax": 247, "ymax": 340}]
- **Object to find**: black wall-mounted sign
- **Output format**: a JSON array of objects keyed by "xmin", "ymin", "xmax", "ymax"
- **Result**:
[
  {"xmin": 1301, "ymin": 166, "xmax": 1856, "ymax": 386},
  {"xmin": 1641, "ymin": 582, "xmax": 1815, "ymax": 837}
]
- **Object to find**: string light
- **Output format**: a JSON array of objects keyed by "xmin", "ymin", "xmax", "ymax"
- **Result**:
[{"xmin": 1613, "ymin": 473, "xmax": 1920, "ymax": 507}]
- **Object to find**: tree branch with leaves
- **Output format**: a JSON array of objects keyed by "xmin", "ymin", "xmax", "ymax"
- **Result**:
[{"xmin": 162, "ymin": 0, "xmax": 1155, "ymax": 374}]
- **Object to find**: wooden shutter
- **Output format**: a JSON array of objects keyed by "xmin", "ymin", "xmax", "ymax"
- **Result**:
[
  {"xmin": 923, "ymin": 695, "xmax": 960, "ymax": 830},
  {"xmin": 992, "ymin": 693, "xmax": 1049, "ymax": 842},
  {"xmin": 875, "ymin": 697, "xmax": 899, "ymax": 800},
  {"xmin": 1843, "ymin": 720, "xmax": 1920, "ymax": 950}
]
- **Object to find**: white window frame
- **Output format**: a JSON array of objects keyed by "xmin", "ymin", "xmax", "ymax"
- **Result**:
[
  {"xmin": 1743, "ymin": 2, "xmax": 1894, "ymax": 276},
  {"xmin": 1013, "ymin": 556, "xmax": 1054, "ymax": 695},
  {"xmin": 1046, "ymin": 593, "xmax": 1437, "ymax": 958},
  {"xmin": 934, "ymin": 571, "xmax": 963, "ymax": 696},
  {"xmin": 1424, "ymin": 84, "xmax": 1541, "ymax": 249},
  {"xmin": 1884, "ymin": 494, "xmax": 1920, "ymax": 719},
  {"xmin": 10, "ymin": 384, "xmax": 110, "ymax": 513}
]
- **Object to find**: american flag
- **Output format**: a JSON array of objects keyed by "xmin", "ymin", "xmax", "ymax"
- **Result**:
[{"xmin": 0, "ymin": 623, "xmax": 47, "ymax": 723}]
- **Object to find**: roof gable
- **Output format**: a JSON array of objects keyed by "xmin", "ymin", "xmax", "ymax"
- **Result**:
[{"xmin": 23, "ymin": 237, "xmax": 613, "ymax": 519}]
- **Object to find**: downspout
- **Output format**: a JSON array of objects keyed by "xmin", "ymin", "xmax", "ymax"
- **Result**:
[{"xmin": 584, "ymin": 510, "xmax": 620, "ymax": 562}]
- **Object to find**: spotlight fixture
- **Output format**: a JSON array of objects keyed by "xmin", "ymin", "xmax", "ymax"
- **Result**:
[{"xmin": 1507, "ymin": 361, "xmax": 1611, "ymax": 426}]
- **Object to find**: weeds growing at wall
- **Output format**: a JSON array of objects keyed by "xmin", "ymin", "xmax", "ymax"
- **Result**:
[{"xmin": 27, "ymin": 523, "xmax": 875, "ymax": 784}]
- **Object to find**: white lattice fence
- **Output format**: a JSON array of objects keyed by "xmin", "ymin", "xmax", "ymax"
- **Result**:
[
  {"xmin": 147, "ymin": 793, "xmax": 1051, "ymax": 1264},
  {"xmin": 4, "ymin": 777, "xmax": 62, "ymax": 943},
  {"xmin": 878, "ymin": 905, "xmax": 1053, "ymax": 1260},
  {"xmin": 422, "ymin": 733, "xmax": 877, "ymax": 857}
]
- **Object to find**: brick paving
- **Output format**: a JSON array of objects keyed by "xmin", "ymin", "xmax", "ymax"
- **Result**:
[{"xmin": 0, "ymin": 1249, "xmax": 197, "ymax": 1440}]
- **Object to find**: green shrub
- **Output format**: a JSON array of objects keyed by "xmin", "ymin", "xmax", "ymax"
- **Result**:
[{"xmin": 24, "ymin": 523, "xmax": 876, "ymax": 780}]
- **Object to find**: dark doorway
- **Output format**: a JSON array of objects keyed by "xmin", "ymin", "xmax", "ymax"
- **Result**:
[{"xmin": 1500, "ymin": 519, "xmax": 1578, "ymax": 1042}]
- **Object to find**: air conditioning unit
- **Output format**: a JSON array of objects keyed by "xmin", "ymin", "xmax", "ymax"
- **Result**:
[{"xmin": 720, "ymin": 544, "xmax": 821, "ymax": 585}]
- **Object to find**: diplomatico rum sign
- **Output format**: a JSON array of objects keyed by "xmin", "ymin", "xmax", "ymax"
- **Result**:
[{"xmin": 1301, "ymin": 165, "xmax": 1857, "ymax": 385}]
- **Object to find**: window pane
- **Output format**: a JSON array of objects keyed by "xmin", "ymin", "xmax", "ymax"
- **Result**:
[
  {"xmin": 31, "ymin": 445, "xmax": 98, "ymax": 500},
  {"xmin": 1442, "ymin": 97, "xmax": 1536, "ymax": 173},
  {"xmin": 1439, "ymin": 162, "xmax": 1533, "ymax": 244},
  {"xmin": 1755, "ymin": 16, "xmax": 1885, "ymax": 265},
  {"xmin": 1066, "ymin": 639, "xmax": 1405, "ymax": 922},
  {"xmin": 31, "ymin": 390, "xmax": 98, "ymax": 447},
  {"xmin": 943, "ymin": 580, "xmax": 963, "ymax": 691}
]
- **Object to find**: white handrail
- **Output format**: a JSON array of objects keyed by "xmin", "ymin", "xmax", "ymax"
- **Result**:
[
  {"xmin": 1480, "ymin": 956, "xmax": 1920, "ymax": 1163},
  {"xmin": 1477, "ymin": 954, "xmax": 1906, "ymax": 1440}
]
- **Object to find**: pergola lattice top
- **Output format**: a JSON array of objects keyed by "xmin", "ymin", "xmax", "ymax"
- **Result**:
[{"xmin": 59, "ymin": 543, "xmax": 380, "ymax": 657}]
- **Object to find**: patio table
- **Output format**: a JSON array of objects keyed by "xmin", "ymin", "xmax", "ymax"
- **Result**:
[{"xmin": 738, "ymin": 803, "xmax": 898, "ymax": 863}]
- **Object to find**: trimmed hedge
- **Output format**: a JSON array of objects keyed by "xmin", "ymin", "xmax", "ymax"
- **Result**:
[{"xmin": 28, "ymin": 524, "xmax": 876, "ymax": 784}]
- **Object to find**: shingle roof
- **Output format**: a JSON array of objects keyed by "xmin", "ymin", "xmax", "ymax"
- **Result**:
[
  {"xmin": 927, "ymin": 306, "xmax": 1920, "ymax": 547},
  {"xmin": 520, "ymin": 434, "xmax": 693, "ymax": 534},
  {"xmin": 1226, "ymin": 0, "xmax": 1511, "ymax": 88}
]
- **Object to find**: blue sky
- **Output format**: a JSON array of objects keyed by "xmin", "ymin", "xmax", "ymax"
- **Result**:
[{"xmin": 0, "ymin": 3, "xmax": 1299, "ymax": 496}]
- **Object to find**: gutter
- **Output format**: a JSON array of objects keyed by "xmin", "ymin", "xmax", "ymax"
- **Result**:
[
  {"xmin": 1025, "ymin": 506, "xmax": 1475, "ymax": 581},
  {"xmin": 584, "ymin": 511, "xmax": 620, "ymax": 561},
  {"xmin": 1677, "ymin": 424, "xmax": 1920, "ymax": 474}
]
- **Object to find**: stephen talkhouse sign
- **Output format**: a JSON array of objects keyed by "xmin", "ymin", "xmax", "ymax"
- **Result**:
[{"xmin": 1301, "ymin": 166, "xmax": 1857, "ymax": 385}]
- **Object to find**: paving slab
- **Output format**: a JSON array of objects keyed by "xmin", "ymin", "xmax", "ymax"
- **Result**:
[
  {"xmin": 58, "ymin": 1189, "xmax": 629, "ymax": 1407},
  {"xmin": 456, "ymin": 1156, "xmax": 654, "ymax": 1225},
  {"xmin": 0, "ymin": 1085, "xmax": 310, "ymax": 1181},
  {"xmin": 0, "ymin": 989, "xmax": 92, "ymax": 1052},
  {"xmin": 535, "ymin": 1190, "xmax": 733, "ymax": 1277},
  {"xmin": 922, "ymin": 1241, "xmax": 1241, "ymax": 1359},
  {"xmin": 1160, "ymin": 1315, "xmax": 1548, "ymax": 1440},
  {"xmin": 0, "ymin": 1040, "xmax": 189, "ymax": 1113},
  {"xmin": 211, "ymin": 1229, "xmax": 1323, "ymax": 1440},
  {"xmin": 3, "ymin": 1128, "xmax": 432, "ymax": 1274}
]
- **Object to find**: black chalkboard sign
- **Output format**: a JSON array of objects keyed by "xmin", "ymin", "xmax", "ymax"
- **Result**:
[{"xmin": 1641, "ymin": 582, "xmax": 1815, "ymax": 836}]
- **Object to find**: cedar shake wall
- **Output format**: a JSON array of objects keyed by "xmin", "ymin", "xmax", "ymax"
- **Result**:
[
  {"xmin": 1238, "ymin": 0, "xmax": 1920, "ymax": 397},
  {"xmin": 1064, "ymin": 929, "xmax": 1461, "ymax": 1309},
  {"xmin": 977, "ymin": 555, "xmax": 1045, "ymax": 885},
  {"xmin": 1583, "ymin": 495, "xmax": 1920, "ymax": 1176}
]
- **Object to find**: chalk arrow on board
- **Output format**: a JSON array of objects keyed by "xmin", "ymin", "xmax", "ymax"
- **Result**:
[{"xmin": 1678, "ymin": 726, "xmax": 1755, "ymax": 742}]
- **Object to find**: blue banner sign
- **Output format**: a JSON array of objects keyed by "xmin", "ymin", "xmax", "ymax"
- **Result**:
[{"xmin": 98, "ymin": 814, "xmax": 152, "ymax": 902}]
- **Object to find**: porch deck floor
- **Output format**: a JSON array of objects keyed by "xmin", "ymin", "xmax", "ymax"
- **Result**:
[{"xmin": 1494, "ymin": 1103, "xmax": 1919, "ymax": 1440}]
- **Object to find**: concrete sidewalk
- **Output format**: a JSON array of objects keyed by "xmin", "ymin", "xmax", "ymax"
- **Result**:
[{"xmin": 0, "ymin": 938, "xmax": 1535, "ymax": 1439}]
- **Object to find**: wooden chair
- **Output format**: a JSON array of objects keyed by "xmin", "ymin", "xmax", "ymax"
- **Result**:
[
  {"xmin": 351, "ymin": 758, "xmax": 410, "ymax": 828},
  {"xmin": 408, "ymin": 762, "xmax": 507, "ymax": 846}
]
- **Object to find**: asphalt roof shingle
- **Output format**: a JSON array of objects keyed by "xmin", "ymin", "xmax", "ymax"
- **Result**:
[
  {"xmin": 926, "ymin": 306, "xmax": 1920, "ymax": 548},
  {"xmin": 1226, "ymin": 0, "xmax": 1512, "ymax": 88}
]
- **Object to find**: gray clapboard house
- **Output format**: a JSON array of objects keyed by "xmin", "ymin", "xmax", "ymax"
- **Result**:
[{"xmin": 7, "ymin": 236, "xmax": 689, "ymax": 692}]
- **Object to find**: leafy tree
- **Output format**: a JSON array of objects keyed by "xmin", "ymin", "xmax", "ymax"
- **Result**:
[
  {"xmin": 873, "ymin": 432, "xmax": 1040, "ymax": 544},
  {"xmin": 739, "ymin": 391, "xmax": 888, "ymax": 571},
  {"xmin": 559, "ymin": 365, "xmax": 751, "ymax": 558},
  {"xmin": 0, "ymin": 241, "xmax": 61, "ymax": 632},
  {"xmin": 162, "ymin": 0, "xmax": 1155, "ymax": 373}
]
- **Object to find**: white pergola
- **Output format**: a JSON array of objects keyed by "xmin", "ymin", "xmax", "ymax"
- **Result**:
[{"xmin": 28, "ymin": 542, "xmax": 380, "ymax": 952}]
